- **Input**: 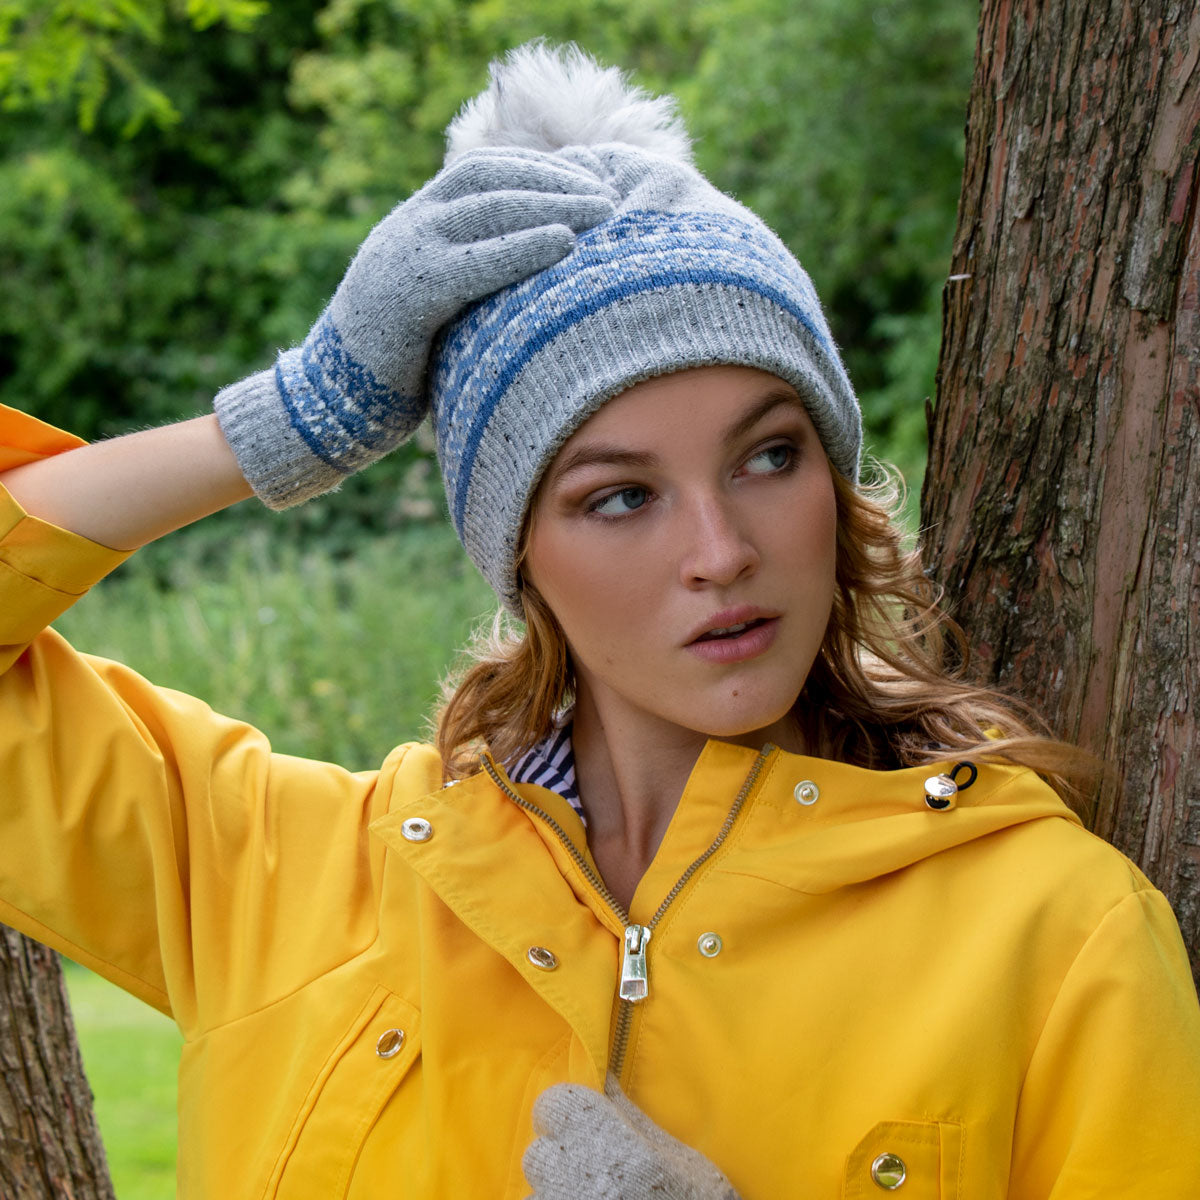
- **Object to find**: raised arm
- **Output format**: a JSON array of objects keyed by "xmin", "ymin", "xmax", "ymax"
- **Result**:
[{"xmin": 0, "ymin": 414, "xmax": 251, "ymax": 549}]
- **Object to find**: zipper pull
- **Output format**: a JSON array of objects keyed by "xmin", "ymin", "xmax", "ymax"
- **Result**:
[{"xmin": 619, "ymin": 924, "xmax": 652, "ymax": 1003}]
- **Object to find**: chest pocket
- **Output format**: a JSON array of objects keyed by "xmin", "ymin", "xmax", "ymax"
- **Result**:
[
  {"xmin": 843, "ymin": 1120, "xmax": 963, "ymax": 1199},
  {"xmin": 266, "ymin": 986, "xmax": 422, "ymax": 1199}
]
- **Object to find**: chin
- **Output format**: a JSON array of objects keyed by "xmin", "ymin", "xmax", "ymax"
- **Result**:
[
  {"xmin": 672, "ymin": 690, "xmax": 802, "ymax": 743},
  {"xmin": 696, "ymin": 719, "xmax": 793, "ymax": 745}
]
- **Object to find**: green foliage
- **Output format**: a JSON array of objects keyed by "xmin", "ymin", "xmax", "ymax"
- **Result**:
[
  {"xmin": 0, "ymin": 0, "xmax": 267, "ymax": 133},
  {"xmin": 0, "ymin": 0, "xmax": 977, "ymax": 511}
]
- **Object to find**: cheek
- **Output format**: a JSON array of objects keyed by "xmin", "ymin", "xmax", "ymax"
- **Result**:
[
  {"xmin": 784, "ymin": 472, "xmax": 838, "ymax": 574},
  {"xmin": 816, "ymin": 490, "xmax": 839, "ymax": 577},
  {"xmin": 781, "ymin": 484, "xmax": 839, "ymax": 647},
  {"xmin": 525, "ymin": 527, "xmax": 663, "ymax": 659}
]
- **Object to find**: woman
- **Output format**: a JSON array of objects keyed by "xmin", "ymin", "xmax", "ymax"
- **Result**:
[{"xmin": 1, "ymin": 42, "xmax": 1198, "ymax": 1198}]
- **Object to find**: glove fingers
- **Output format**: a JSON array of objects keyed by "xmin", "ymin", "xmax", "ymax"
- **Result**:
[
  {"xmin": 523, "ymin": 1124, "xmax": 629, "ymax": 1200},
  {"xmin": 458, "ymin": 224, "xmax": 585, "ymax": 297},
  {"xmin": 431, "ymin": 149, "xmax": 615, "ymax": 202},
  {"xmin": 440, "ymin": 191, "xmax": 614, "ymax": 242},
  {"xmin": 601, "ymin": 1078, "xmax": 699, "ymax": 1165},
  {"xmin": 531, "ymin": 1082, "xmax": 615, "ymax": 1137},
  {"xmin": 523, "ymin": 1134, "xmax": 574, "ymax": 1197},
  {"xmin": 601, "ymin": 1075, "xmax": 742, "ymax": 1192},
  {"xmin": 602, "ymin": 1074, "xmax": 695, "ymax": 1154},
  {"xmin": 526, "ymin": 1080, "xmax": 743, "ymax": 1200},
  {"xmin": 602, "ymin": 1074, "xmax": 666, "ymax": 1140}
]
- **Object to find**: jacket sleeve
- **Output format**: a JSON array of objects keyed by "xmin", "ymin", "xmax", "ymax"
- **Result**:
[
  {"xmin": 0, "ymin": 406, "xmax": 398, "ymax": 1038},
  {"xmin": 1009, "ymin": 883, "xmax": 1200, "ymax": 1196}
]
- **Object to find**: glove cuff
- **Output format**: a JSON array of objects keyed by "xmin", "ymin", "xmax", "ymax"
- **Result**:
[
  {"xmin": 213, "ymin": 359, "xmax": 346, "ymax": 510},
  {"xmin": 215, "ymin": 311, "xmax": 427, "ymax": 509}
]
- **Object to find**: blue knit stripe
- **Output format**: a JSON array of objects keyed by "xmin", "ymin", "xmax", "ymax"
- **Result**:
[
  {"xmin": 274, "ymin": 356, "xmax": 340, "ymax": 469},
  {"xmin": 438, "ymin": 210, "xmax": 820, "ymax": 379},
  {"xmin": 433, "ymin": 220, "xmax": 818, "ymax": 465},
  {"xmin": 438, "ymin": 214, "xmax": 832, "ymax": 535},
  {"xmin": 275, "ymin": 312, "xmax": 419, "ymax": 471}
]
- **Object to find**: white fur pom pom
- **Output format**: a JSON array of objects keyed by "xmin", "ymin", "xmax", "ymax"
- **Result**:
[{"xmin": 446, "ymin": 41, "xmax": 693, "ymax": 165}]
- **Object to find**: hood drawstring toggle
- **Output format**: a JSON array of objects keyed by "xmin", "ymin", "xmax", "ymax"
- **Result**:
[{"xmin": 924, "ymin": 761, "xmax": 979, "ymax": 811}]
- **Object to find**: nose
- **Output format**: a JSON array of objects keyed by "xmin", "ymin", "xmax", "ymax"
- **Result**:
[{"xmin": 678, "ymin": 494, "xmax": 760, "ymax": 588}]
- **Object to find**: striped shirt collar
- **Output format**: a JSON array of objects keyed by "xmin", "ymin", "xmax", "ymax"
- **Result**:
[{"xmin": 507, "ymin": 717, "xmax": 584, "ymax": 823}]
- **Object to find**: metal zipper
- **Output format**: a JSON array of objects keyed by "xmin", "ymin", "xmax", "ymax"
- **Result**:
[{"xmin": 481, "ymin": 743, "xmax": 774, "ymax": 1077}]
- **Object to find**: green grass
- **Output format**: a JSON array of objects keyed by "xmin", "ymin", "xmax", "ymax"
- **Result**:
[{"xmin": 63, "ymin": 963, "xmax": 183, "ymax": 1200}]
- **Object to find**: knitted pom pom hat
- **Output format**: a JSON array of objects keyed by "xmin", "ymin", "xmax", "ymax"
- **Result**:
[{"xmin": 430, "ymin": 42, "xmax": 861, "ymax": 613}]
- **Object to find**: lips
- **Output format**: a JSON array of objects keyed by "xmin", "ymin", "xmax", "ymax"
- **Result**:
[
  {"xmin": 694, "ymin": 618, "xmax": 768, "ymax": 642},
  {"xmin": 686, "ymin": 606, "xmax": 780, "ymax": 646},
  {"xmin": 684, "ymin": 607, "xmax": 782, "ymax": 664}
]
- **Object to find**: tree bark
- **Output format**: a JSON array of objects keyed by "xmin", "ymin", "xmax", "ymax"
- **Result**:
[
  {"xmin": 922, "ymin": 0, "xmax": 1200, "ymax": 981},
  {"xmin": 0, "ymin": 928, "xmax": 114, "ymax": 1198}
]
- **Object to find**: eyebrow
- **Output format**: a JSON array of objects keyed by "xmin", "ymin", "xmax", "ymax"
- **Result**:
[
  {"xmin": 721, "ymin": 388, "xmax": 808, "ymax": 444},
  {"xmin": 545, "ymin": 387, "xmax": 807, "ymax": 486}
]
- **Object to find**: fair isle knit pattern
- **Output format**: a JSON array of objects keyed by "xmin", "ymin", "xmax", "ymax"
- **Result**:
[
  {"xmin": 431, "ymin": 189, "xmax": 861, "ymax": 611},
  {"xmin": 215, "ymin": 45, "xmax": 863, "ymax": 589},
  {"xmin": 431, "ymin": 46, "xmax": 861, "ymax": 611},
  {"xmin": 275, "ymin": 312, "xmax": 423, "ymax": 473}
]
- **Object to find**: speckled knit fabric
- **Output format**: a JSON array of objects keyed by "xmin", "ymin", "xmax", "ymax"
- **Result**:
[
  {"xmin": 523, "ymin": 1074, "xmax": 741, "ymax": 1198},
  {"xmin": 212, "ymin": 150, "xmax": 615, "ymax": 509},
  {"xmin": 429, "ymin": 143, "xmax": 861, "ymax": 612}
]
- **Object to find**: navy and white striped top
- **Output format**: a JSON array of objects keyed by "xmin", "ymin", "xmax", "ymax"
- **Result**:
[{"xmin": 507, "ymin": 720, "xmax": 585, "ymax": 824}]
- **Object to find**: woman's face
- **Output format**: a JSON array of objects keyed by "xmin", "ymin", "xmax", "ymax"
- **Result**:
[{"xmin": 523, "ymin": 365, "xmax": 838, "ymax": 745}]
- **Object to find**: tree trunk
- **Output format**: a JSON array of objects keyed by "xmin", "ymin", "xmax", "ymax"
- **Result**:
[
  {"xmin": 0, "ymin": 928, "xmax": 114, "ymax": 1198},
  {"xmin": 922, "ymin": 0, "xmax": 1200, "ymax": 982}
]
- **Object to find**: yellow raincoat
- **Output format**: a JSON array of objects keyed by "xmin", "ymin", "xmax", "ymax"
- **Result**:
[{"xmin": 2, "ymin": 405, "xmax": 1199, "ymax": 1197}]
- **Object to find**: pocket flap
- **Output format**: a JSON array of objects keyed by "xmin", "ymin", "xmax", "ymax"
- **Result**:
[
  {"xmin": 843, "ymin": 1119, "xmax": 963, "ymax": 1199},
  {"xmin": 268, "ymin": 986, "xmax": 422, "ymax": 1197}
]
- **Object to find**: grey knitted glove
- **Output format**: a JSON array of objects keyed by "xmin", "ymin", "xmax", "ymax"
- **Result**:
[
  {"xmin": 523, "ymin": 1075, "xmax": 741, "ymax": 1200},
  {"xmin": 214, "ymin": 149, "xmax": 615, "ymax": 508}
]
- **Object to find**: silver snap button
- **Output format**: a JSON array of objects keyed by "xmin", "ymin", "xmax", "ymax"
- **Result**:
[
  {"xmin": 375, "ymin": 1028, "xmax": 405, "ymax": 1059},
  {"xmin": 697, "ymin": 932, "xmax": 723, "ymax": 958},
  {"xmin": 401, "ymin": 817, "xmax": 433, "ymax": 842},
  {"xmin": 527, "ymin": 946, "xmax": 558, "ymax": 971},
  {"xmin": 794, "ymin": 780, "xmax": 819, "ymax": 805},
  {"xmin": 871, "ymin": 1152, "xmax": 906, "ymax": 1189},
  {"xmin": 924, "ymin": 774, "xmax": 958, "ymax": 811}
]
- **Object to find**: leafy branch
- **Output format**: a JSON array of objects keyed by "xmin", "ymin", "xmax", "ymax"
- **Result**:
[{"xmin": 0, "ymin": 0, "xmax": 267, "ymax": 133}]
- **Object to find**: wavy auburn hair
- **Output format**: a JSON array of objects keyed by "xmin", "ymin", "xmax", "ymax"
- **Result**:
[{"xmin": 436, "ymin": 464, "xmax": 1095, "ymax": 809}]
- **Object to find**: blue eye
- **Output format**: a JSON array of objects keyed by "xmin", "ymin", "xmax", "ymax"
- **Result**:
[
  {"xmin": 745, "ymin": 445, "xmax": 793, "ymax": 474},
  {"xmin": 591, "ymin": 486, "xmax": 649, "ymax": 517}
]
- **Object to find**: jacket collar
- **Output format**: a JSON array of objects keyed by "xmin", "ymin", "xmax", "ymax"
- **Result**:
[
  {"xmin": 372, "ymin": 740, "xmax": 1080, "ymax": 906},
  {"xmin": 369, "ymin": 739, "xmax": 1079, "ymax": 1073},
  {"xmin": 371, "ymin": 760, "xmax": 620, "ymax": 1080}
]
